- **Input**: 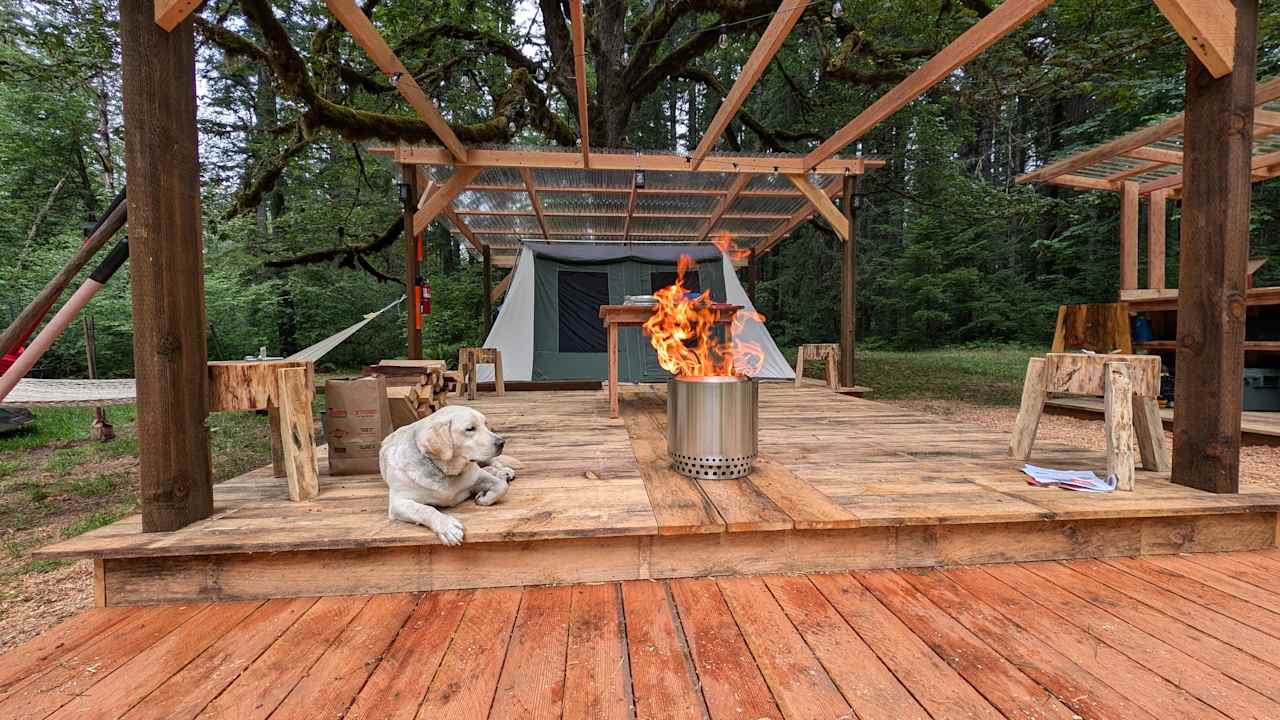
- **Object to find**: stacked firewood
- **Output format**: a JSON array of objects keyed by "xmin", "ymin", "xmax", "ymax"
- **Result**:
[{"xmin": 361, "ymin": 360, "xmax": 457, "ymax": 427}]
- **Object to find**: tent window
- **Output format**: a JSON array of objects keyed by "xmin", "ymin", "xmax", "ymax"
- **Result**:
[
  {"xmin": 650, "ymin": 271, "xmax": 701, "ymax": 295},
  {"xmin": 557, "ymin": 270, "xmax": 610, "ymax": 353}
]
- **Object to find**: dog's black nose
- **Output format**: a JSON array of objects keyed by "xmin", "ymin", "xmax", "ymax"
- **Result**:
[{"xmin": 495, "ymin": 437, "xmax": 506, "ymax": 452}]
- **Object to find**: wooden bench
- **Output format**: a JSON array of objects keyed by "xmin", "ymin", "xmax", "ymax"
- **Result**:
[
  {"xmin": 458, "ymin": 347, "xmax": 504, "ymax": 401},
  {"xmin": 793, "ymin": 343, "xmax": 871, "ymax": 396},
  {"xmin": 1010, "ymin": 353, "xmax": 1168, "ymax": 491}
]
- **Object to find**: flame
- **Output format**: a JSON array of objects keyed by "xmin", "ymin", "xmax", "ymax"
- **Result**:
[
  {"xmin": 642, "ymin": 253, "xmax": 767, "ymax": 378},
  {"xmin": 712, "ymin": 231, "xmax": 751, "ymax": 263}
]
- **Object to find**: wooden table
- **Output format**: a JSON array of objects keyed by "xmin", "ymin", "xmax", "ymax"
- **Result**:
[{"xmin": 598, "ymin": 303, "xmax": 741, "ymax": 417}]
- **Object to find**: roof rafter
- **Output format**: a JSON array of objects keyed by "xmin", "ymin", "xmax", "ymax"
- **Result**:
[
  {"xmin": 417, "ymin": 167, "xmax": 484, "ymax": 251},
  {"xmin": 155, "ymin": 0, "xmax": 200, "ymax": 30},
  {"xmin": 804, "ymin": 0, "xmax": 1054, "ymax": 169},
  {"xmin": 786, "ymin": 175, "xmax": 848, "ymax": 241},
  {"xmin": 324, "ymin": 0, "xmax": 468, "ymax": 162},
  {"xmin": 413, "ymin": 166, "xmax": 481, "ymax": 235},
  {"xmin": 1152, "ymin": 0, "xmax": 1235, "ymax": 78},
  {"xmin": 696, "ymin": 174, "xmax": 752, "ymax": 242},
  {"xmin": 622, "ymin": 173, "xmax": 639, "ymax": 242},
  {"xmin": 690, "ymin": 0, "xmax": 806, "ymax": 170},
  {"xmin": 519, "ymin": 168, "xmax": 552, "ymax": 241},
  {"xmin": 569, "ymin": 0, "xmax": 590, "ymax": 167},
  {"xmin": 756, "ymin": 177, "xmax": 842, "ymax": 254}
]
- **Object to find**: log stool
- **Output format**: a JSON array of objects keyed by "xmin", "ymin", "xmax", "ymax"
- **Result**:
[
  {"xmin": 1009, "ymin": 353, "xmax": 1168, "ymax": 491},
  {"xmin": 458, "ymin": 348, "xmax": 504, "ymax": 400},
  {"xmin": 794, "ymin": 343, "xmax": 840, "ymax": 389},
  {"xmin": 208, "ymin": 360, "xmax": 318, "ymax": 501}
]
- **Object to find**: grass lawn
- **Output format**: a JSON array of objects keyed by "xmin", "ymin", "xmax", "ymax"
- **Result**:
[{"xmin": 784, "ymin": 345, "xmax": 1044, "ymax": 406}]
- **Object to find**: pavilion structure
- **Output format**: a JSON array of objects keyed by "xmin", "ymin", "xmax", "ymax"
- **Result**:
[{"xmin": 121, "ymin": 0, "xmax": 1264, "ymax": 540}]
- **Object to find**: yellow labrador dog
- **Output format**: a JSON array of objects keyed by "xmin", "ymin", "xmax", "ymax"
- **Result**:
[{"xmin": 379, "ymin": 405, "xmax": 516, "ymax": 545}]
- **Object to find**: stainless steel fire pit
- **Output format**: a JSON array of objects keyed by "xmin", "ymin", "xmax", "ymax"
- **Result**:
[{"xmin": 667, "ymin": 375, "xmax": 758, "ymax": 479}]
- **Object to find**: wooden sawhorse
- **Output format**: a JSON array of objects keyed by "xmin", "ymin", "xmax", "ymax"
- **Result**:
[{"xmin": 1010, "ymin": 353, "xmax": 1168, "ymax": 490}]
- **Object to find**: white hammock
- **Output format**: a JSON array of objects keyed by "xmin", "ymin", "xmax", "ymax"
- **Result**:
[{"xmin": 0, "ymin": 296, "xmax": 404, "ymax": 408}]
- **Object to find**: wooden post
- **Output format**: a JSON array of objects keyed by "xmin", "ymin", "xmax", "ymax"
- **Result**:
[
  {"xmin": 839, "ymin": 175, "xmax": 858, "ymax": 389},
  {"xmin": 482, "ymin": 244, "xmax": 493, "ymax": 335},
  {"xmin": 401, "ymin": 164, "xmax": 421, "ymax": 359},
  {"xmin": 1147, "ymin": 189, "xmax": 1168, "ymax": 289},
  {"xmin": 276, "ymin": 367, "xmax": 319, "ymax": 502},
  {"xmin": 746, "ymin": 251, "xmax": 758, "ymax": 305},
  {"xmin": 1104, "ymin": 361, "xmax": 1136, "ymax": 491},
  {"xmin": 1120, "ymin": 180, "xmax": 1139, "ymax": 291},
  {"xmin": 1009, "ymin": 357, "xmax": 1047, "ymax": 460},
  {"xmin": 120, "ymin": 0, "xmax": 212, "ymax": 532},
  {"xmin": 1172, "ymin": 0, "xmax": 1256, "ymax": 494}
]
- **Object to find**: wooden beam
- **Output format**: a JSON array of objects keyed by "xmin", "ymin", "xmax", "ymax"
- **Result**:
[
  {"xmin": 391, "ymin": 146, "xmax": 877, "ymax": 176},
  {"xmin": 1022, "ymin": 76, "xmax": 1280, "ymax": 187},
  {"xmin": 413, "ymin": 167, "xmax": 481, "ymax": 235},
  {"xmin": 121, "ymin": 0, "xmax": 213, "ymax": 531},
  {"xmin": 804, "ymin": 0, "xmax": 1053, "ymax": 168},
  {"xmin": 491, "ymin": 266, "xmax": 515, "ymax": 300},
  {"xmin": 697, "ymin": 174, "xmax": 752, "ymax": 242},
  {"xmin": 1124, "ymin": 146, "xmax": 1184, "ymax": 164},
  {"xmin": 622, "ymin": 172, "xmax": 638, "ymax": 242},
  {"xmin": 467, "ymin": 229, "xmax": 773, "ymax": 238},
  {"xmin": 569, "ymin": 0, "xmax": 590, "ymax": 166},
  {"xmin": 690, "ymin": 0, "xmax": 805, "ymax": 169},
  {"xmin": 402, "ymin": 164, "xmax": 421, "ymax": 359},
  {"xmin": 755, "ymin": 178, "xmax": 842, "ymax": 254},
  {"xmin": 1256, "ymin": 109, "xmax": 1280, "ymax": 128},
  {"xmin": 1139, "ymin": 145, "xmax": 1280, "ymax": 194},
  {"xmin": 1172, "ymin": 0, "xmax": 1257, "ymax": 494},
  {"xmin": 1147, "ymin": 188, "xmax": 1168, "ymax": 289},
  {"xmin": 323, "ymin": 0, "xmax": 467, "ymax": 162},
  {"xmin": 786, "ymin": 175, "xmax": 848, "ymax": 240},
  {"xmin": 519, "ymin": 168, "xmax": 551, "ymax": 241},
  {"xmin": 154, "ymin": 0, "xmax": 200, "ymax": 31},
  {"xmin": 1120, "ymin": 180, "xmax": 1139, "ymax": 291},
  {"xmin": 840, "ymin": 175, "xmax": 859, "ymax": 388},
  {"xmin": 1045, "ymin": 174, "xmax": 1118, "ymax": 192},
  {"xmin": 1152, "ymin": 0, "xmax": 1236, "ymax": 78}
]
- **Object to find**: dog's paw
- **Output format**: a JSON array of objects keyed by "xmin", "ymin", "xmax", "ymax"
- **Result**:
[
  {"xmin": 488, "ymin": 464, "xmax": 516, "ymax": 483},
  {"xmin": 432, "ymin": 514, "xmax": 465, "ymax": 546},
  {"xmin": 475, "ymin": 486, "xmax": 505, "ymax": 506}
]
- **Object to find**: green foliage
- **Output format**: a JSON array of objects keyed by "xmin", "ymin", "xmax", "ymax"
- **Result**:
[{"xmin": 62, "ymin": 507, "xmax": 131, "ymax": 538}]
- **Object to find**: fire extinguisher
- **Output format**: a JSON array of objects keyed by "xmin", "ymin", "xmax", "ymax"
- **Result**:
[{"xmin": 420, "ymin": 280, "xmax": 432, "ymax": 317}]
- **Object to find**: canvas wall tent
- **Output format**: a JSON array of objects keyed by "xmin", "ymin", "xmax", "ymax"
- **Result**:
[{"xmin": 478, "ymin": 242, "xmax": 794, "ymax": 383}]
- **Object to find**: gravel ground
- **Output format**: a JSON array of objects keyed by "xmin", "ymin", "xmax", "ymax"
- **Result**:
[{"xmin": 894, "ymin": 399, "xmax": 1280, "ymax": 491}]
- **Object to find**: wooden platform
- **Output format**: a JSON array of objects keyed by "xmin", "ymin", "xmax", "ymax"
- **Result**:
[
  {"xmin": 1046, "ymin": 395, "xmax": 1280, "ymax": 440},
  {"xmin": 36, "ymin": 385, "xmax": 1280, "ymax": 606},
  {"xmin": 6, "ymin": 551, "xmax": 1280, "ymax": 719}
]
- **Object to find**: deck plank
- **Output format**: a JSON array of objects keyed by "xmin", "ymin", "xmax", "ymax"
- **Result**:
[
  {"xmin": 0, "ymin": 607, "xmax": 134, "ymax": 698},
  {"xmin": 945, "ymin": 565, "xmax": 1246, "ymax": 719},
  {"xmin": 716, "ymin": 577, "xmax": 852, "ymax": 720},
  {"xmin": 763, "ymin": 575, "xmax": 928, "ymax": 720},
  {"xmin": 195, "ymin": 595, "xmax": 367, "ymax": 719},
  {"xmin": 669, "ymin": 578, "xmax": 782, "ymax": 720},
  {"xmin": 1144, "ymin": 553, "xmax": 1280, "ymax": 610},
  {"xmin": 122, "ymin": 598, "xmax": 316, "ymax": 720},
  {"xmin": 1186, "ymin": 550, "xmax": 1280, "ymax": 594},
  {"xmin": 417, "ymin": 587, "xmax": 522, "ymax": 720},
  {"xmin": 1023, "ymin": 562, "xmax": 1280, "ymax": 703},
  {"xmin": 857, "ymin": 570, "xmax": 1090, "ymax": 720},
  {"xmin": 621, "ymin": 403, "xmax": 725, "ymax": 535},
  {"xmin": 270, "ymin": 592, "xmax": 419, "ymax": 720},
  {"xmin": 620, "ymin": 581, "xmax": 707, "ymax": 720},
  {"xmin": 808, "ymin": 573, "xmax": 1003, "ymax": 720},
  {"xmin": 1064, "ymin": 559, "xmax": 1280, "ymax": 668},
  {"xmin": 47, "ymin": 601, "xmax": 262, "ymax": 720},
  {"xmin": 489, "ymin": 586, "xmax": 572, "ymax": 720},
  {"xmin": 563, "ymin": 583, "xmax": 632, "ymax": 720},
  {"xmin": 345, "ymin": 590, "xmax": 472, "ymax": 720},
  {"xmin": 0, "ymin": 604, "xmax": 205, "ymax": 720},
  {"xmin": 1104, "ymin": 557, "xmax": 1280, "ymax": 641}
]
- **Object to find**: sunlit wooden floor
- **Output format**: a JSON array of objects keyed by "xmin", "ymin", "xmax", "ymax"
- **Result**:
[{"xmin": 5, "ymin": 550, "xmax": 1280, "ymax": 719}]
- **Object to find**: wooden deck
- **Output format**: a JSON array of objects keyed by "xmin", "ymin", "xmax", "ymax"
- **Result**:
[
  {"xmin": 1046, "ymin": 395, "xmax": 1280, "ymax": 439},
  {"xmin": 36, "ymin": 384, "xmax": 1280, "ymax": 605},
  {"xmin": 5, "ymin": 551, "xmax": 1280, "ymax": 719}
]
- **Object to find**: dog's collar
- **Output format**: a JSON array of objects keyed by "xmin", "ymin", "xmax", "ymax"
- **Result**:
[{"xmin": 422, "ymin": 454, "xmax": 448, "ymax": 476}]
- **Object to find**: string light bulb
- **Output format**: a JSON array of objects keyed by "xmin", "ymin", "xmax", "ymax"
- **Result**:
[
  {"xmin": 719, "ymin": 30, "xmax": 728, "ymax": 49},
  {"xmin": 831, "ymin": 0, "xmax": 843, "ymax": 18}
]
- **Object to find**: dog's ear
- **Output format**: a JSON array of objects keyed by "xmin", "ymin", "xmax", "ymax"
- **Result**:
[{"xmin": 416, "ymin": 417, "xmax": 454, "ymax": 462}]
